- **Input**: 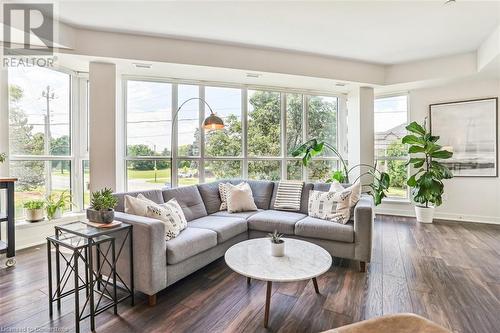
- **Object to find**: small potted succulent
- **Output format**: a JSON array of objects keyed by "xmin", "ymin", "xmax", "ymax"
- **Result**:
[
  {"xmin": 268, "ymin": 230, "xmax": 285, "ymax": 257},
  {"xmin": 87, "ymin": 188, "xmax": 118, "ymax": 223},
  {"xmin": 46, "ymin": 190, "xmax": 72, "ymax": 220},
  {"xmin": 23, "ymin": 199, "xmax": 45, "ymax": 222}
]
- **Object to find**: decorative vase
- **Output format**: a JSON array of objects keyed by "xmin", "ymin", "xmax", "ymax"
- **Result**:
[
  {"xmin": 271, "ymin": 241, "xmax": 285, "ymax": 257},
  {"xmin": 86, "ymin": 208, "xmax": 115, "ymax": 224},
  {"xmin": 415, "ymin": 206, "xmax": 435, "ymax": 224},
  {"xmin": 25, "ymin": 208, "xmax": 44, "ymax": 222}
]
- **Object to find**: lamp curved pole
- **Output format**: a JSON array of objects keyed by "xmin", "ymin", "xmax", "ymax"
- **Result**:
[{"xmin": 170, "ymin": 97, "xmax": 217, "ymax": 188}]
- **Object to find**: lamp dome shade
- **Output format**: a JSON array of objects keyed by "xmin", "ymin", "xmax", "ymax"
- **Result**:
[{"xmin": 203, "ymin": 113, "xmax": 224, "ymax": 130}]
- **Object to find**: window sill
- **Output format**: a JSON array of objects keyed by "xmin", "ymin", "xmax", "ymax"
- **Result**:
[
  {"xmin": 16, "ymin": 212, "xmax": 85, "ymax": 230},
  {"xmin": 382, "ymin": 198, "xmax": 411, "ymax": 204}
]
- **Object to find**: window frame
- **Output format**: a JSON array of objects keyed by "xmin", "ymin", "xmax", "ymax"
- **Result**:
[
  {"xmin": 374, "ymin": 93, "xmax": 410, "ymax": 202},
  {"xmin": 7, "ymin": 67, "xmax": 90, "ymax": 216},
  {"xmin": 123, "ymin": 75, "xmax": 344, "ymax": 190}
]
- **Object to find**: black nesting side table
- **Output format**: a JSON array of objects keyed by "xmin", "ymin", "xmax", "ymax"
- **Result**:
[{"xmin": 47, "ymin": 221, "xmax": 134, "ymax": 333}]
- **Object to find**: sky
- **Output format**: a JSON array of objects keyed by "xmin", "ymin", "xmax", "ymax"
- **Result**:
[
  {"xmin": 374, "ymin": 95, "xmax": 407, "ymax": 133},
  {"xmin": 9, "ymin": 66, "xmax": 71, "ymax": 141}
]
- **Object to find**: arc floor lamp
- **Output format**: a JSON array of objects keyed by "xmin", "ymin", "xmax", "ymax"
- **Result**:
[{"xmin": 170, "ymin": 97, "xmax": 224, "ymax": 187}]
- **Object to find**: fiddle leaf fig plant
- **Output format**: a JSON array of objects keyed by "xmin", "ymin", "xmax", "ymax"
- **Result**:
[
  {"xmin": 292, "ymin": 138, "xmax": 390, "ymax": 205},
  {"xmin": 402, "ymin": 121, "xmax": 453, "ymax": 207}
]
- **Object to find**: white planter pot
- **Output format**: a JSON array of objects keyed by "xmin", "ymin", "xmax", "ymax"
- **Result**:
[
  {"xmin": 25, "ymin": 208, "xmax": 44, "ymax": 222},
  {"xmin": 415, "ymin": 206, "xmax": 435, "ymax": 224},
  {"xmin": 48, "ymin": 208, "xmax": 63, "ymax": 220},
  {"xmin": 271, "ymin": 241, "xmax": 285, "ymax": 257}
]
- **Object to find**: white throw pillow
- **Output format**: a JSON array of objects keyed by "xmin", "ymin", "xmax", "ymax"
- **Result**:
[
  {"xmin": 308, "ymin": 189, "xmax": 352, "ymax": 224},
  {"xmin": 329, "ymin": 180, "xmax": 361, "ymax": 208},
  {"xmin": 226, "ymin": 182, "xmax": 258, "ymax": 213},
  {"xmin": 219, "ymin": 182, "xmax": 247, "ymax": 211},
  {"xmin": 124, "ymin": 194, "xmax": 151, "ymax": 216}
]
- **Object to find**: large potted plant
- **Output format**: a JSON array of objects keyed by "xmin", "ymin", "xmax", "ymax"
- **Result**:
[
  {"xmin": 402, "ymin": 121, "xmax": 453, "ymax": 223},
  {"xmin": 292, "ymin": 139, "xmax": 390, "ymax": 205},
  {"xmin": 46, "ymin": 190, "xmax": 72, "ymax": 220},
  {"xmin": 87, "ymin": 188, "xmax": 118, "ymax": 223},
  {"xmin": 24, "ymin": 199, "xmax": 45, "ymax": 222}
]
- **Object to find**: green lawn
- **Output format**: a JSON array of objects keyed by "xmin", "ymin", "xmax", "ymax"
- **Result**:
[{"xmin": 386, "ymin": 186, "xmax": 407, "ymax": 199}]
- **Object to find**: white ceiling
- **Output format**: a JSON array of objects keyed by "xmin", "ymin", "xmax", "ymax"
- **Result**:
[{"xmin": 52, "ymin": 0, "xmax": 500, "ymax": 65}]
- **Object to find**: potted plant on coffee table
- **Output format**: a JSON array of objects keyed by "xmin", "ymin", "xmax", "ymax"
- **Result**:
[
  {"xmin": 268, "ymin": 230, "xmax": 285, "ymax": 257},
  {"xmin": 24, "ymin": 199, "xmax": 45, "ymax": 222},
  {"xmin": 87, "ymin": 188, "xmax": 118, "ymax": 224},
  {"xmin": 46, "ymin": 190, "xmax": 72, "ymax": 220},
  {"xmin": 402, "ymin": 120, "xmax": 453, "ymax": 223}
]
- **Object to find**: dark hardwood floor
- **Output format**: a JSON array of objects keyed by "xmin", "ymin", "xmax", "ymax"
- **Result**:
[{"xmin": 1, "ymin": 215, "xmax": 499, "ymax": 333}]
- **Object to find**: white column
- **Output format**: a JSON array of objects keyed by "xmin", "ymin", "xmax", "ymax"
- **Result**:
[
  {"xmin": 347, "ymin": 86, "xmax": 374, "ymax": 182},
  {"xmin": 89, "ymin": 62, "xmax": 117, "ymax": 192}
]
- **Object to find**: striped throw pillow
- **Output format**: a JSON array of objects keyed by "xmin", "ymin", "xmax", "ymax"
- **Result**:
[{"xmin": 273, "ymin": 181, "xmax": 304, "ymax": 211}]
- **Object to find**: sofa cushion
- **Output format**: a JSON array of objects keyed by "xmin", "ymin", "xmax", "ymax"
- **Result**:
[
  {"xmin": 247, "ymin": 210, "xmax": 306, "ymax": 235},
  {"xmin": 166, "ymin": 227, "xmax": 218, "ymax": 264},
  {"xmin": 270, "ymin": 182, "xmax": 313, "ymax": 214},
  {"xmin": 162, "ymin": 185, "xmax": 207, "ymax": 221},
  {"xmin": 197, "ymin": 181, "xmax": 224, "ymax": 214},
  {"xmin": 210, "ymin": 210, "xmax": 261, "ymax": 219},
  {"xmin": 295, "ymin": 216, "xmax": 354, "ymax": 243},
  {"xmin": 113, "ymin": 190, "xmax": 164, "ymax": 213},
  {"xmin": 229, "ymin": 179, "xmax": 274, "ymax": 210},
  {"xmin": 188, "ymin": 215, "xmax": 248, "ymax": 243}
]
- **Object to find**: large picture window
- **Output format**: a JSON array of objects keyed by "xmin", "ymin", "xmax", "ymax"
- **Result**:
[
  {"xmin": 8, "ymin": 67, "xmax": 89, "ymax": 219},
  {"xmin": 374, "ymin": 95, "xmax": 409, "ymax": 199},
  {"xmin": 124, "ymin": 78, "xmax": 341, "ymax": 189}
]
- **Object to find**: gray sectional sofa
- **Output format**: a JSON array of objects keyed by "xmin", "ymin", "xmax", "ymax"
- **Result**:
[{"xmin": 111, "ymin": 179, "xmax": 374, "ymax": 305}]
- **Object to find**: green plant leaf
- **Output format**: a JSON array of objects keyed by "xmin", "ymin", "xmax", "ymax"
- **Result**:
[
  {"xmin": 407, "ymin": 174, "xmax": 417, "ymax": 187},
  {"xmin": 402, "ymin": 135, "xmax": 425, "ymax": 145},
  {"xmin": 408, "ymin": 145, "xmax": 425, "ymax": 153},
  {"xmin": 431, "ymin": 150, "xmax": 453, "ymax": 159},
  {"xmin": 406, "ymin": 121, "xmax": 426, "ymax": 135}
]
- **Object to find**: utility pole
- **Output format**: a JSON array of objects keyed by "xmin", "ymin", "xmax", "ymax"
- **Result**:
[{"xmin": 42, "ymin": 86, "xmax": 56, "ymax": 194}]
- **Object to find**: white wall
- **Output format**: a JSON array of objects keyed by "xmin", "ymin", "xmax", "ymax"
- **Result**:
[{"xmin": 378, "ymin": 78, "xmax": 500, "ymax": 224}]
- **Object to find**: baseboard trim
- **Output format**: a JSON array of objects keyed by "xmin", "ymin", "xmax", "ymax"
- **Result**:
[{"xmin": 375, "ymin": 207, "xmax": 500, "ymax": 225}]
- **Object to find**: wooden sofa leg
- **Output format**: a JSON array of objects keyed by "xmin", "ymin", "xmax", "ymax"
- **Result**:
[
  {"xmin": 359, "ymin": 261, "xmax": 367, "ymax": 273},
  {"xmin": 148, "ymin": 294, "xmax": 157, "ymax": 306}
]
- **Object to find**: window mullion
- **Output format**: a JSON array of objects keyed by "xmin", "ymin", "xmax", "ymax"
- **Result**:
[
  {"xmin": 242, "ymin": 88, "xmax": 248, "ymax": 179},
  {"xmin": 280, "ymin": 93, "xmax": 286, "ymax": 180},
  {"xmin": 302, "ymin": 94, "xmax": 308, "ymax": 181},
  {"xmin": 172, "ymin": 84, "xmax": 178, "ymax": 188}
]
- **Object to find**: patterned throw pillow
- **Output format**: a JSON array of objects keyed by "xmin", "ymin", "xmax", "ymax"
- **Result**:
[
  {"xmin": 329, "ymin": 180, "xmax": 361, "ymax": 208},
  {"xmin": 137, "ymin": 194, "xmax": 187, "ymax": 239},
  {"xmin": 218, "ymin": 182, "xmax": 230, "ymax": 211},
  {"xmin": 308, "ymin": 189, "xmax": 352, "ymax": 224},
  {"xmin": 226, "ymin": 182, "xmax": 258, "ymax": 213}
]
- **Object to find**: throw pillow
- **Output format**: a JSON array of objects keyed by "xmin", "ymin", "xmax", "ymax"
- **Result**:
[
  {"xmin": 226, "ymin": 182, "xmax": 258, "ymax": 213},
  {"xmin": 124, "ymin": 194, "xmax": 150, "ymax": 216},
  {"xmin": 218, "ymin": 182, "xmax": 230, "ymax": 211},
  {"xmin": 137, "ymin": 194, "xmax": 188, "ymax": 237},
  {"xmin": 219, "ymin": 182, "xmax": 247, "ymax": 211},
  {"xmin": 273, "ymin": 181, "xmax": 304, "ymax": 211},
  {"xmin": 308, "ymin": 189, "xmax": 352, "ymax": 224},
  {"xmin": 329, "ymin": 180, "xmax": 362, "ymax": 208},
  {"xmin": 145, "ymin": 204, "xmax": 181, "ymax": 240}
]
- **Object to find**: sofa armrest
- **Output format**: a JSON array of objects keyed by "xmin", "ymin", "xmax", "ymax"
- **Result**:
[
  {"xmin": 353, "ymin": 195, "xmax": 374, "ymax": 262},
  {"xmin": 113, "ymin": 212, "xmax": 167, "ymax": 296}
]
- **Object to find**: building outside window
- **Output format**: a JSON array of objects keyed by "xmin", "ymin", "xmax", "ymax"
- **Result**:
[
  {"xmin": 374, "ymin": 94, "xmax": 409, "ymax": 200},
  {"xmin": 124, "ymin": 78, "xmax": 344, "ymax": 190},
  {"xmin": 7, "ymin": 67, "xmax": 89, "ymax": 219}
]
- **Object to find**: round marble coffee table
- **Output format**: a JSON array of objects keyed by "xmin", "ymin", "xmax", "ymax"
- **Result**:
[{"xmin": 224, "ymin": 238, "xmax": 332, "ymax": 328}]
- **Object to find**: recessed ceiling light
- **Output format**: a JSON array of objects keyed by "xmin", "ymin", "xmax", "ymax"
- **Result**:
[
  {"xmin": 246, "ymin": 73, "xmax": 261, "ymax": 78},
  {"xmin": 133, "ymin": 63, "xmax": 152, "ymax": 69}
]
